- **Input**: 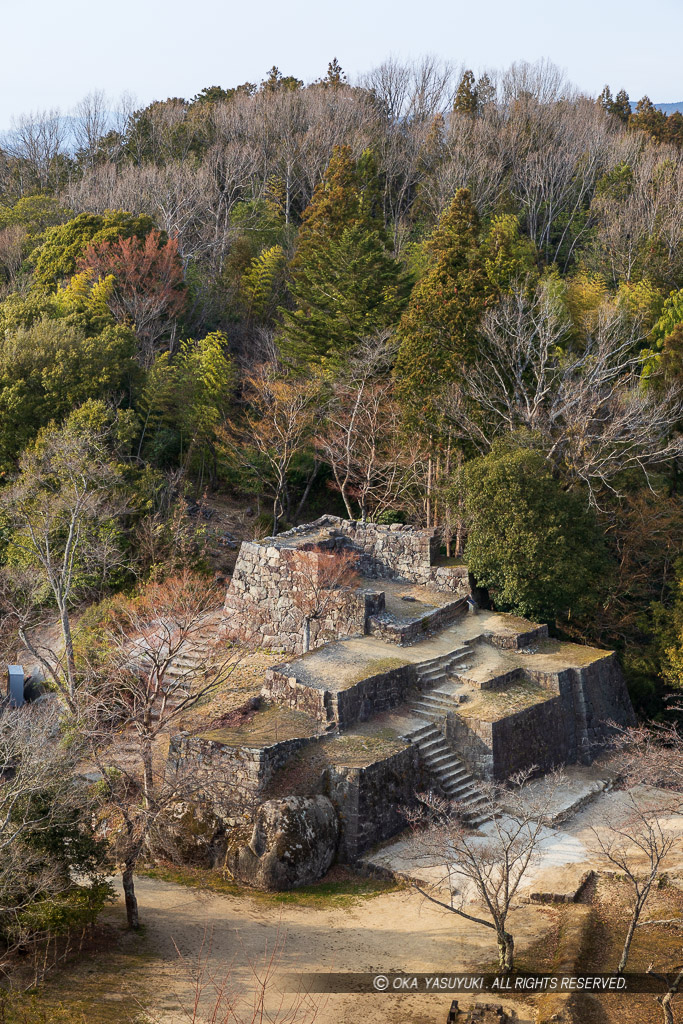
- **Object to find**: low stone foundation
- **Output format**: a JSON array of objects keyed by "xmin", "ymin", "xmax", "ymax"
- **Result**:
[
  {"xmin": 263, "ymin": 661, "xmax": 421, "ymax": 731},
  {"xmin": 489, "ymin": 623, "xmax": 549, "ymax": 649},
  {"xmin": 324, "ymin": 745, "xmax": 424, "ymax": 861},
  {"xmin": 444, "ymin": 653, "xmax": 635, "ymax": 780},
  {"xmin": 367, "ymin": 598, "xmax": 468, "ymax": 645},
  {"xmin": 167, "ymin": 732, "xmax": 320, "ymax": 817}
]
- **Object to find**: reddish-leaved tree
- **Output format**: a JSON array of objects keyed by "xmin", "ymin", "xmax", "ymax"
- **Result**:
[{"xmin": 78, "ymin": 229, "xmax": 186, "ymax": 364}]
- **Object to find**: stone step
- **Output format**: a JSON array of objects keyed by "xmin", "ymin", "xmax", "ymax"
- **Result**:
[
  {"xmin": 413, "ymin": 708, "xmax": 446, "ymax": 721},
  {"xmin": 423, "ymin": 752, "xmax": 457, "ymax": 770},
  {"xmin": 418, "ymin": 692, "xmax": 458, "ymax": 705},
  {"xmin": 412, "ymin": 707, "xmax": 453, "ymax": 721},
  {"xmin": 413, "ymin": 699, "xmax": 456, "ymax": 713},
  {"xmin": 420, "ymin": 745, "xmax": 452, "ymax": 762},
  {"xmin": 445, "ymin": 781, "xmax": 479, "ymax": 800},
  {"xmin": 412, "ymin": 706, "xmax": 452, "ymax": 720},
  {"xmin": 416, "ymin": 649, "xmax": 470, "ymax": 674},
  {"xmin": 435, "ymin": 763, "xmax": 470, "ymax": 783},
  {"xmin": 468, "ymin": 813, "xmax": 493, "ymax": 828},
  {"xmin": 459, "ymin": 796, "xmax": 489, "ymax": 814},
  {"xmin": 417, "ymin": 737, "xmax": 450, "ymax": 753},
  {"xmin": 439, "ymin": 766, "xmax": 470, "ymax": 785},
  {"xmin": 421, "ymin": 747, "xmax": 454, "ymax": 763}
]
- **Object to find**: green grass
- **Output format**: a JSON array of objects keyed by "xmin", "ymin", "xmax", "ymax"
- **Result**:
[{"xmin": 139, "ymin": 863, "xmax": 401, "ymax": 908}]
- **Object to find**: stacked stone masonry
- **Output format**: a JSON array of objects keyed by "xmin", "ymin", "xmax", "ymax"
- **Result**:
[
  {"xmin": 168, "ymin": 518, "xmax": 637, "ymax": 874},
  {"xmin": 223, "ymin": 516, "xmax": 471, "ymax": 655},
  {"xmin": 443, "ymin": 652, "xmax": 635, "ymax": 780},
  {"xmin": 324, "ymin": 745, "xmax": 425, "ymax": 861}
]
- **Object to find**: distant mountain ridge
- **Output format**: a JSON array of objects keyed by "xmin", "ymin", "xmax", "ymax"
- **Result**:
[{"xmin": 655, "ymin": 102, "xmax": 683, "ymax": 114}]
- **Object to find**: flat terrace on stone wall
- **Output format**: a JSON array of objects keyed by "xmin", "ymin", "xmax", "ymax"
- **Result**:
[{"xmin": 222, "ymin": 515, "xmax": 472, "ymax": 656}]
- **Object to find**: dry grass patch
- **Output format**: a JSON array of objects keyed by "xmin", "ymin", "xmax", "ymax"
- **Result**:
[
  {"xmin": 340, "ymin": 656, "xmax": 412, "ymax": 688},
  {"xmin": 200, "ymin": 704, "xmax": 320, "ymax": 747},
  {"xmin": 460, "ymin": 679, "xmax": 553, "ymax": 721}
]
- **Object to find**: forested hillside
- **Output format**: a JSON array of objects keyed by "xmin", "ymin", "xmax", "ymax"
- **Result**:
[{"xmin": 1, "ymin": 57, "xmax": 682, "ymax": 714}]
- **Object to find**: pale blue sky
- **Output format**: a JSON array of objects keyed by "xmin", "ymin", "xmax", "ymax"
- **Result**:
[{"xmin": 1, "ymin": 0, "xmax": 681, "ymax": 126}]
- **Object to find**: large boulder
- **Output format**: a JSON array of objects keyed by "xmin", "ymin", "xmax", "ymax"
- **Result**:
[{"xmin": 225, "ymin": 795, "xmax": 339, "ymax": 890}]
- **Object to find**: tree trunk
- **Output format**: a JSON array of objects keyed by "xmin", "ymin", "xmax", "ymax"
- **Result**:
[
  {"xmin": 658, "ymin": 993, "xmax": 674, "ymax": 1024},
  {"xmin": 455, "ymin": 517, "xmax": 465, "ymax": 558},
  {"xmin": 295, "ymin": 460, "xmax": 320, "ymax": 521},
  {"xmin": 58, "ymin": 601, "xmax": 76, "ymax": 698},
  {"xmin": 272, "ymin": 495, "xmax": 279, "ymax": 537},
  {"xmin": 302, "ymin": 617, "xmax": 311, "ymax": 654},
  {"xmin": 141, "ymin": 732, "xmax": 154, "ymax": 810},
  {"xmin": 497, "ymin": 930, "xmax": 514, "ymax": 973},
  {"xmin": 340, "ymin": 480, "xmax": 353, "ymax": 520},
  {"xmin": 617, "ymin": 909, "xmax": 641, "ymax": 973},
  {"xmin": 122, "ymin": 862, "xmax": 139, "ymax": 929}
]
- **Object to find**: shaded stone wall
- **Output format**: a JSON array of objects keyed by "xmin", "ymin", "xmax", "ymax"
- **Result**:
[
  {"xmin": 539, "ymin": 654, "xmax": 636, "ymax": 764},
  {"xmin": 445, "ymin": 653, "xmax": 635, "ymax": 780},
  {"xmin": 444, "ymin": 715, "xmax": 495, "ymax": 777},
  {"xmin": 167, "ymin": 733, "xmax": 318, "ymax": 816},
  {"xmin": 324, "ymin": 745, "xmax": 424, "ymax": 861},
  {"xmin": 262, "ymin": 662, "xmax": 421, "ymax": 730},
  {"xmin": 335, "ymin": 663, "xmax": 420, "ymax": 728},
  {"xmin": 330, "ymin": 518, "xmax": 469, "ymax": 595},
  {"xmin": 489, "ymin": 624, "xmax": 549, "ymax": 650},
  {"xmin": 261, "ymin": 669, "xmax": 330, "ymax": 723},
  {"xmin": 367, "ymin": 598, "xmax": 468, "ymax": 645},
  {"xmin": 223, "ymin": 518, "xmax": 471, "ymax": 655},
  {"xmin": 489, "ymin": 696, "xmax": 573, "ymax": 780}
]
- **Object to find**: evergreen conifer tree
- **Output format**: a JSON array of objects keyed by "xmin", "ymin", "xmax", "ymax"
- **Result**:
[
  {"xmin": 453, "ymin": 70, "xmax": 478, "ymax": 115},
  {"xmin": 394, "ymin": 188, "xmax": 494, "ymax": 413},
  {"xmin": 280, "ymin": 147, "xmax": 410, "ymax": 365}
]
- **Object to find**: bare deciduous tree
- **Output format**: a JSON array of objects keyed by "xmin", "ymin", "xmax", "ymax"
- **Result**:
[
  {"xmin": 5, "ymin": 108, "xmax": 66, "ymax": 192},
  {"xmin": 82, "ymin": 571, "xmax": 243, "ymax": 929},
  {"xmin": 444, "ymin": 285, "xmax": 683, "ymax": 503},
  {"xmin": 0, "ymin": 422, "xmax": 125, "ymax": 709},
  {"xmin": 406, "ymin": 770, "xmax": 561, "ymax": 972},
  {"xmin": 0, "ymin": 701, "xmax": 112, "ymax": 988},
  {"xmin": 71, "ymin": 90, "xmax": 110, "ymax": 169},
  {"xmin": 286, "ymin": 548, "xmax": 359, "ymax": 653},
  {"xmin": 313, "ymin": 336, "xmax": 410, "ymax": 522},
  {"xmin": 220, "ymin": 369, "xmax": 319, "ymax": 535},
  {"xmin": 588, "ymin": 792, "xmax": 682, "ymax": 973}
]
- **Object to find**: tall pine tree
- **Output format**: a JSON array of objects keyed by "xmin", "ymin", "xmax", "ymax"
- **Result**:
[
  {"xmin": 394, "ymin": 188, "xmax": 494, "ymax": 415},
  {"xmin": 280, "ymin": 147, "xmax": 410, "ymax": 366}
]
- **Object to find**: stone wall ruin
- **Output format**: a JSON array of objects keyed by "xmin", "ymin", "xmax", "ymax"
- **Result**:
[{"xmin": 222, "ymin": 516, "xmax": 471, "ymax": 655}]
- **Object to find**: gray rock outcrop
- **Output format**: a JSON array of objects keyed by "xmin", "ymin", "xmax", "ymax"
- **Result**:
[{"xmin": 225, "ymin": 795, "xmax": 339, "ymax": 890}]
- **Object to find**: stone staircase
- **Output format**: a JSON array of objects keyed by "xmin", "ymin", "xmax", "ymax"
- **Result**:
[
  {"xmin": 410, "ymin": 645, "xmax": 471, "ymax": 721},
  {"xmin": 150, "ymin": 632, "xmax": 217, "ymax": 721},
  {"xmin": 404, "ymin": 721, "xmax": 491, "ymax": 828},
  {"xmin": 125, "ymin": 623, "xmax": 220, "ymax": 725}
]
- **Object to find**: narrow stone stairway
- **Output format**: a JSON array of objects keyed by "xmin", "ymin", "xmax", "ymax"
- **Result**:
[
  {"xmin": 403, "ymin": 721, "xmax": 492, "ymax": 828},
  {"xmin": 409, "ymin": 645, "xmax": 471, "ymax": 721},
  {"xmin": 126, "ymin": 618, "xmax": 222, "ymax": 724}
]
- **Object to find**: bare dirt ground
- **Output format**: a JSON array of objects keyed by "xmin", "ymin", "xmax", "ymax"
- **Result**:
[{"xmin": 108, "ymin": 873, "xmax": 544, "ymax": 1024}]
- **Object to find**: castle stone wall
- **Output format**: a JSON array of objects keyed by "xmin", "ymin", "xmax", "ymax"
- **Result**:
[
  {"xmin": 324, "ymin": 745, "xmax": 424, "ymax": 861},
  {"xmin": 262, "ymin": 661, "xmax": 421, "ymax": 731},
  {"xmin": 445, "ymin": 653, "xmax": 635, "ymax": 780},
  {"xmin": 167, "ymin": 732, "xmax": 319, "ymax": 820},
  {"xmin": 223, "ymin": 540, "xmax": 369, "ymax": 653},
  {"xmin": 367, "ymin": 597, "xmax": 468, "ymax": 645}
]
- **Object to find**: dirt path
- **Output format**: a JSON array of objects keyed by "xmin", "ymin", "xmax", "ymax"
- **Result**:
[{"xmin": 118, "ymin": 874, "xmax": 545, "ymax": 1023}]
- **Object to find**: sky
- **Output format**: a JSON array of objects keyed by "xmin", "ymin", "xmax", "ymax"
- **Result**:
[{"xmin": 1, "ymin": 0, "xmax": 681, "ymax": 127}]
